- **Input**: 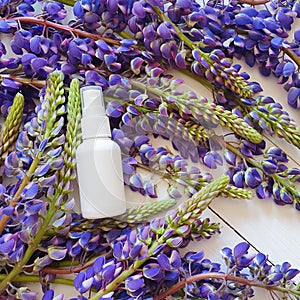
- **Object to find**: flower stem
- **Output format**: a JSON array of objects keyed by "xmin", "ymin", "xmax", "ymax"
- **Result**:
[
  {"xmin": 55, "ymin": 0, "xmax": 76, "ymax": 6},
  {"xmin": 9, "ymin": 17, "xmax": 122, "ymax": 46},
  {"xmin": 282, "ymin": 47, "xmax": 300, "ymax": 70},
  {"xmin": 154, "ymin": 272, "xmax": 300, "ymax": 300},
  {"xmin": 42, "ymin": 258, "xmax": 97, "ymax": 275},
  {"xmin": 0, "ymin": 74, "xmax": 45, "ymax": 88},
  {"xmin": 238, "ymin": 0, "xmax": 270, "ymax": 4},
  {"xmin": 0, "ymin": 274, "xmax": 74, "ymax": 287}
]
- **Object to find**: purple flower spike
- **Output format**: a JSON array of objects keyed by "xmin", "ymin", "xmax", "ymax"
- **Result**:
[
  {"xmin": 157, "ymin": 23, "xmax": 172, "ymax": 40},
  {"xmin": 256, "ymin": 184, "xmax": 271, "ymax": 199},
  {"xmin": 131, "ymin": 57, "xmax": 144, "ymax": 75},
  {"xmin": 96, "ymin": 40, "xmax": 112, "ymax": 54},
  {"xmin": 158, "ymin": 250, "xmax": 181, "ymax": 271},
  {"xmin": 93, "ymin": 256, "xmax": 105, "ymax": 274},
  {"xmin": 134, "ymin": 135, "xmax": 149, "ymax": 147},
  {"xmin": 245, "ymin": 168, "xmax": 262, "ymax": 188},
  {"xmin": 0, "ymin": 237, "xmax": 15, "ymax": 254},
  {"xmin": 143, "ymin": 24, "xmax": 157, "ymax": 41},
  {"xmin": 21, "ymin": 182, "xmax": 39, "ymax": 199},
  {"xmin": 31, "ymin": 58, "xmax": 48, "ymax": 72},
  {"xmin": 42, "ymin": 290, "xmax": 54, "ymax": 300},
  {"xmin": 73, "ymin": 1, "xmax": 84, "ymax": 18},
  {"xmin": 125, "ymin": 275, "xmax": 144, "ymax": 293},
  {"xmin": 106, "ymin": 101, "xmax": 124, "ymax": 118},
  {"xmin": 101, "ymin": 264, "xmax": 116, "ymax": 282},
  {"xmin": 285, "ymin": 268, "xmax": 300, "ymax": 280},
  {"xmin": 130, "ymin": 173, "xmax": 144, "ymax": 189},
  {"xmin": 233, "ymin": 242, "xmax": 250, "ymax": 259},
  {"xmin": 25, "ymin": 200, "xmax": 43, "ymax": 215},
  {"xmin": 262, "ymin": 159, "xmax": 278, "ymax": 175},
  {"xmin": 48, "ymin": 246, "xmax": 67, "ymax": 261},
  {"xmin": 43, "ymin": 1, "xmax": 67, "ymax": 20},
  {"xmin": 266, "ymin": 147, "xmax": 288, "ymax": 162},
  {"xmin": 166, "ymin": 236, "xmax": 183, "ymax": 248},
  {"xmin": 113, "ymin": 241, "xmax": 130, "ymax": 260},
  {"xmin": 167, "ymin": 185, "xmax": 182, "ymax": 199},
  {"xmin": 108, "ymin": 74, "xmax": 122, "ymax": 86},
  {"xmin": 282, "ymin": 61, "xmax": 296, "ymax": 77},
  {"xmin": 30, "ymin": 36, "xmax": 42, "ymax": 54},
  {"xmin": 74, "ymin": 272, "xmax": 85, "ymax": 291},
  {"xmin": 161, "ymin": 42, "xmax": 176, "ymax": 60},
  {"xmin": 280, "ymin": 189, "xmax": 293, "ymax": 204},
  {"xmin": 2, "ymin": 206, "xmax": 14, "ymax": 217},
  {"xmin": 233, "ymin": 171, "xmax": 245, "ymax": 188},
  {"xmin": 287, "ymin": 87, "xmax": 300, "ymax": 108},
  {"xmin": 235, "ymin": 13, "xmax": 253, "ymax": 26},
  {"xmin": 203, "ymin": 151, "xmax": 223, "ymax": 169},
  {"xmin": 0, "ymin": 20, "xmax": 11, "ymax": 33},
  {"xmin": 144, "ymin": 181, "xmax": 157, "ymax": 198},
  {"xmin": 203, "ymin": 152, "xmax": 217, "ymax": 169},
  {"xmin": 143, "ymin": 263, "xmax": 163, "ymax": 281},
  {"xmin": 224, "ymin": 150, "xmax": 236, "ymax": 166},
  {"xmin": 175, "ymin": 51, "xmax": 186, "ymax": 69},
  {"xmin": 132, "ymin": 2, "xmax": 146, "ymax": 18},
  {"xmin": 175, "ymin": 0, "xmax": 192, "ymax": 9}
]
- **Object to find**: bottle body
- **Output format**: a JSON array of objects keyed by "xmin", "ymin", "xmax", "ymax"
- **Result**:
[{"xmin": 76, "ymin": 138, "xmax": 126, "ymax": 219}]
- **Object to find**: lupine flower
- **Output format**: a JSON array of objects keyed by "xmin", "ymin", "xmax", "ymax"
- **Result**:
[{"xmin": 0, "ymin": 1, "xmax": 300, "ymax": 299}]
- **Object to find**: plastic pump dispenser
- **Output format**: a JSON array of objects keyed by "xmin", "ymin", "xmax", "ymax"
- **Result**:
[{"xmin": 76, "ymin": 86, "xmax": 126, "ymax": 219}]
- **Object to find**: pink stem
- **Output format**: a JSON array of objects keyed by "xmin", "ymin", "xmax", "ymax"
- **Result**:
[
  {"xmin": 154, "ymin": 272, "xmax": 293, "ymax": 300},
  {"xmin": 9, "ymin": 17, "xmax": 122, "ymax": 46}
]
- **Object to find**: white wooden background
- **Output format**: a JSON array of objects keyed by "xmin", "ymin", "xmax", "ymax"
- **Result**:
[{"xmin": 1, "ymin": 3, "xmax": 299, "ymax": 300}]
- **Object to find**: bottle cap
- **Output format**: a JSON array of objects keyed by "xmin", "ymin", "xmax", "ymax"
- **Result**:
[{"xmin": 80, "ymin": 86, "xmax": 111, "ymax": 139}]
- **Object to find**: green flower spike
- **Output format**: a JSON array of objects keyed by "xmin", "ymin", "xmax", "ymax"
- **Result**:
[{"xmin": 0, "ymin": 93, "xmax": 24, "ymax": 162}]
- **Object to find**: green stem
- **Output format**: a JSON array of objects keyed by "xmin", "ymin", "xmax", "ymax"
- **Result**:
[
  {"xmin": 53, "ymin": 0, "xmax": 76, "ymax": 6},
  {"xmin": 0, "ymin": 274, "xmax": 74, "ymax": 287},
  {"xmin": 282, "ymin": 47, "xmax": 300, "ymax": 70}
]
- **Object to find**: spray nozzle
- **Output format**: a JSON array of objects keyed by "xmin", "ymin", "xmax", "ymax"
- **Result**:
[
  {"xmin": 80, "ymin": 86, "xmax": 111, "ymax": 139},
  {"xmin": 80, "ymin": 86, "xmax": 106, "ymax": 116}
]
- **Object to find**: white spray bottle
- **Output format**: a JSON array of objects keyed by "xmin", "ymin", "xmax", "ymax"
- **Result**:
[{"xmin": 76, "ymin": 86, "xmax": 126, "ymax": 219}]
